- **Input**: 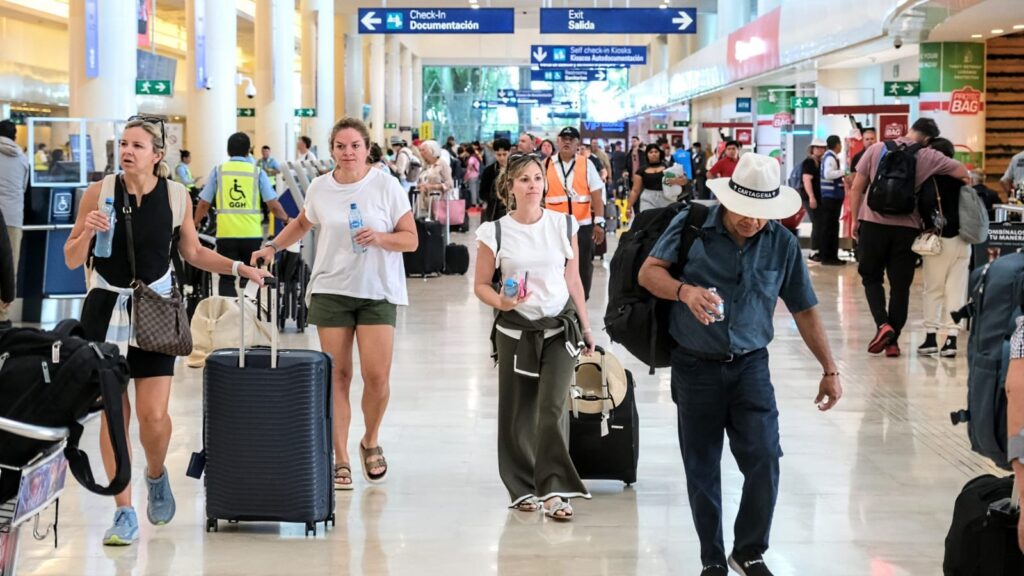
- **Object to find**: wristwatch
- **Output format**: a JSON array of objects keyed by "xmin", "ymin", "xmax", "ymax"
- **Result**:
[
  {"xmin": 594, "ymin": 216, "xmax": 607, "ymax": 229},
  {"xmin": 1009, "ymin": 428, "xmax": 1024, "ymax": 464},
  {"xmin": 263, "ymin": 240, "xmax": 280, "ymax": 253}
]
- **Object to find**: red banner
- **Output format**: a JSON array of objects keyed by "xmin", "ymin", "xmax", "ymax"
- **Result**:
[
  {"xmin": 735, "ymin": 128, "xmax": 753, "ymax": 145},
  {"xmin": 727, "ymin": 8, "xmax": 781, "ymax": 82},
  {"xmin": 878, "ymin": 115, "xmax": 908, "ymax": 141}
]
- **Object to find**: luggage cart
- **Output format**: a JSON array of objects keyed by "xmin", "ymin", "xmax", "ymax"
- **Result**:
[{"xmin": 0, "ymin": 415, "xmax": 92, "ymax": 576}]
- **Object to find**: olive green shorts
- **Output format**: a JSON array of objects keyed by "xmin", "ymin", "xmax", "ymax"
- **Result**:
[{"xmin": 307, "ymin": 294, "xmax": 398, "ymax": 328}]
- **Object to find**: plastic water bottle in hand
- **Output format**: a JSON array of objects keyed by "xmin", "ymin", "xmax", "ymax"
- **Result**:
[
  {"xmin": 349, "ymin": 203, "xmax": 368, "ymax": 254},
  {"xmin": 93, "ymin": 198, "xmax": 116, "ymax": 258},
  {"xmin": 503, "ymin": 278, "xmax": 519, "ymax": 299}
]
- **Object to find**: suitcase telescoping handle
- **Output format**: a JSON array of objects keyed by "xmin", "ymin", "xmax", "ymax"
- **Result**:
[{"xmin": 237, "ymin": 258, "xmax": 278, "ymax": 369}]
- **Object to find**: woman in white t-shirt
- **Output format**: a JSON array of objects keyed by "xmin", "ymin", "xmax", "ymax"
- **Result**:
[
  {"xmin": 252, "ymin": 118, "xmax": 417, "ymax": 491},
  {"xmin": 474, "ymin": 153, "xmax": 596, "ymax": 522}
]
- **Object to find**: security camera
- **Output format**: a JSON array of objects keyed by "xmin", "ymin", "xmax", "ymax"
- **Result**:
[
  {"xmin": 204, "ymin": 82, "xmax": 212, "ymax": 91},
  {"xmin": 245, "ymin": 84, "xmax": 257, "ymax": 99},
  {"xmin": 893, "ymin": 36, "xmax": 904, "ymax": 49}
]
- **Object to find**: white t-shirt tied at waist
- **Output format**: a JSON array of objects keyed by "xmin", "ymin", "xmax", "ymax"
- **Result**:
[{"xmin": 303, "ymin": 169, "xmax": 413, "ymax": 306}]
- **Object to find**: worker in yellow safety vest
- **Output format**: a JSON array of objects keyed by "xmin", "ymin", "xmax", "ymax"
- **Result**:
[
  {"xmin": 34, "ymin": 143, "xmax": 49, "ymax": 172},
  {"xmin": 194, "ymin": 132, "xmax": 291, "ymax": 297},
  {"xmin": 544, "ymin": 126, "xmax": 606, "ymax": 300}
]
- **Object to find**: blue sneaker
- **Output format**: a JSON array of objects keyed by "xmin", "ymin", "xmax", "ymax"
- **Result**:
[
  {"xmin": 146, "ymin": 467, "xmax": 176, "ymax": 526},
  {"xmin": 103, "ymin": 506, "xmax": 139, "ymax": 546}
]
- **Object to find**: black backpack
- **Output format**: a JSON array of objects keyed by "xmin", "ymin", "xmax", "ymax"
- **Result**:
[
  {"xmin": 605, "ymin": 201, "xmax": 709, "ymax": 374},
  {"xmin": 0, "ymin": 320, "xmax": 132, "ymax": 501},
  {"xmin": 867, "ymin": 141, "xmax": 922, "ymax": 215},
  {"xmin": 943, "ymin": 474, "xmax": 1022, "ymax": 575}
]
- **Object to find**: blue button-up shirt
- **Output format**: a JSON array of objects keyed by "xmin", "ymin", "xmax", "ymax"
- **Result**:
[
  {"xmin": 649, "ymin": 204, "xmax": 818, "ymax": 356},
  {"xmin": 199, "ymin": 156, "xmax": 278, "ymax": 204}
]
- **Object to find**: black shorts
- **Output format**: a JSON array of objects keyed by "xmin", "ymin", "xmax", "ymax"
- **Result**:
[{"xmin": 80, "ymin": 289, "xmax": 176, "ymax": 379}]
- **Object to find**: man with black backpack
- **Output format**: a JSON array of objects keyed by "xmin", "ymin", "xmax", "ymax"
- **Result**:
[
  {"xmin": 848, "ymin": 118, "xmax": 969, "ymax": 357},
  {"xmin": 637, "ymin": 153, "xmax": 842, "ymax": 576}
]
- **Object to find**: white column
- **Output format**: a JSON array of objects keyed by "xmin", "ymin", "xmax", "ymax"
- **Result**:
[
  {"xmin": 758, "ymin": 0, "xmax": 782, "ymax": 16},
  {"xmin": 697, "ymin": 13, "xmax": 718, "ymax": 50},
  {"xmin": 369, "ymin": 36, "xmax": 386, "ymax": 146},
  {"xmin": 186, "ymin": 0, "xmax": 236, "ymax": 179},
  {"xmin": 343, "ymin": 14, "xmax": 364, "ymax": 120},
  {"xmin": 412, "ymin": 55, "xmax": 423, "ymax": 126},
  {"xmin": 69, "ymin": 0, "xmax": 137, "ymax": 173},
  {"xmin": 400, "ymin": 45, "xmax": 413, "ymax": 134},
  {"xmin": 300, "ymin": 0, "xmax": 334, "ymax": 153},
  {"xmin": 254, "ymin": 0, "xmax": 294, "ymax": 165},
  {"xmin": 716, "ymin": 1, "xmax": 749, "ymax": 40},
  {"xmin": 385, "ymin": 35, "xmax": 401, "ymax": 135}
]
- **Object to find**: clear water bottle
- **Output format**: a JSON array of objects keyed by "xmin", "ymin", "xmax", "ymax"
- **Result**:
[
  {"xmin": 708, "ymin": 287, "xmax": 725, "ymax": 322},
  {"xmin": 349, "ymin": 203, "xmax": 367, "ymax": 254},
  {"xmin": 93, "ymin": 198, "xmax": 116, "ymax": 258},
  {"xmin": 503, "ymin": 278, "xmax": 519, "ymax": 299}
]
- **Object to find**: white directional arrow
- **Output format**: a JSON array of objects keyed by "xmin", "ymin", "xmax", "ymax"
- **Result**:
[
  {"xmin": 903, "ymin": 83, "xmax": 915, "ymax": 93},
  {"xmin": 361, "ymin": 11, "xmax": 382, "ymax": 31},
  {"xmin": 155, "ymin": 82, "xmax": 167, "ymax": 93},
  {"xmin": 672, "ymin": 10, "xmax": 694, "ymax": 31},
  {"xmin": 532, "ymin": 47, "xmax": 548, "ymax": 62},
  {"xmin": 498, "ymin": 90, "xmax": 506, "ymax": 98},
  {"xmin": 595, "ymin": 70, "xmax": 607, "ymax": 81}
]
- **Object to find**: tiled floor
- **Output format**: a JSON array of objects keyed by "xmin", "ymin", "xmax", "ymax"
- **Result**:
[{"xmin": 12, "ymin": 238, "xmax": 997, "ymax": 576}]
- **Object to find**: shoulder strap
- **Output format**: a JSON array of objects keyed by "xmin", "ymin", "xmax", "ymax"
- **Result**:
[
  {"xmin": 166, "ymin": 179, "xmax": 187, "ymax": 229},
  {"xmin": 119, "ymin": 177, "xmax": 137, "ymax": 283},
  {"xmin": 64, "ymin": 364, "xmax": 131, "ymax": 496},
  {"xmin": 565, "ymin": 213, "xmax": 573, "ymax": 244},
  {"xmin": 98, "ymin": 174, "xmax": 117, "ymax": 206},
  {"xmin": 494, "ymin": 219, "xmax": 502, "ymax": 257},
  {"xmin": 675, "ymin": 202, "xmax": 710, "ymax": 273}
]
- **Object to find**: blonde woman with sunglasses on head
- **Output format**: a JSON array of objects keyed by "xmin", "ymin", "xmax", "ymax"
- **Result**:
[
  {"xmin": 474, "ymin": 153, "xmax": 595, "ymax": 521},
  {"xmin": 64, "ymin": 116, "xmax": 269, "ymax": 546}
]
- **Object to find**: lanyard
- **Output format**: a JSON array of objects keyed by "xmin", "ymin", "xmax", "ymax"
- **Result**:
[{"xmin": 557, "ymin": 156, "xmax": 576, "ymax": 199}]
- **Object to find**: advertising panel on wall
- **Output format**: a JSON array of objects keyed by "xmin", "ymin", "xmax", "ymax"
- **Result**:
[{"xmin": 919, "ymin": 42, "xmax": 986, "ymax": 170}]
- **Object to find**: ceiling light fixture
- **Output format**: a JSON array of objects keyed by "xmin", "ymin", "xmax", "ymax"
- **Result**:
[
  {"xmin": 992, "ymin": 29, "xmax": 1004, "ymax": 34},
  {"xmin": 971, "ymin": 34, "xmax": 983, "ymax": 38},
  {"xmin": 1014, "ymin": 25, "xmax": 1024, "ymax": 30}
]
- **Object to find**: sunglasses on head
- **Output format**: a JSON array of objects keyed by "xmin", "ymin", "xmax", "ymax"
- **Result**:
[{"xmin": 126, "ymin": 114, "xmax": 166, "ymax": 144}]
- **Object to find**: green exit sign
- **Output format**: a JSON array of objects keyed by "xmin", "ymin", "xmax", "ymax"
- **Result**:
[
  {"xmin": 385, "ymin": 122, "xmax": 398, "ymax": 129},
  {"xmin": 135, "ymin": 80, "xmax": 172, "ymax": 96},
  {"xmin": 653, "ymin": 123, "xmax": 669, "ymax": 130},
  {"xmin": 673, "ymin": 120, "xmax": 690, "ymax": 128},
  {"xmin": 884, "ymin": 81, "xmax": 920, "ymax": 97},
  {"xmin": 237, "ymin": 108, "xmax": 256, "ymax": 118},
  {"xmin": 790, "ymin": 96, "xmax": 818, "ymax": 108},
  {"xmin": 294, "ymin": 108, "xmax": 316, "ymax": 118}
]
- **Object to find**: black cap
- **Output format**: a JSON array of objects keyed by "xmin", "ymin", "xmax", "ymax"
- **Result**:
[
  {"xmin": 911, "ymin": 118, "xmax": 940, "ymax": 140},
  {"xmin": 558, "ymin": 126, "xmax": 580, "ymax": 140}
]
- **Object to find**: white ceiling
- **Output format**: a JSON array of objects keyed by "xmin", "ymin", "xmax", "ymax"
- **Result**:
[{"xmin": 926, "ymin": 0, "xmax": 1024, "ymax": 41}]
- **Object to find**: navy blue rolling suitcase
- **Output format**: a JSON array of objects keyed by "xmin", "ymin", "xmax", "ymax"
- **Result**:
[{"xmin": 198, "ymin": 275, "xmax": 334, "ymax": 536}]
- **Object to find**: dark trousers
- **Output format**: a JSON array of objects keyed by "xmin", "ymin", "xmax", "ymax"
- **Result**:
[
  {"xmin": 216, "ymin": 237, "xmax": 262, "ymax": 297},
  {"xmin": 671, "ymin": 347, "xmax": 781, "ymax": 567},
  {"xmin": 694, "ymin": 176, "xmax": 708, "ymax": 200},
  {"xmin": 818, "ymin": 198, "xmax": 843, "ymax": 262},
  {"xmin": 804, "ymin": 204, "xmax": 816, "ymax": 252},
  {"xmin": 578, "ymin": 224, "xmax": 595, "ymax": 300},
  {"xmin": 856, "ymin": 220, "xmax": 919, "ymax": 337}
]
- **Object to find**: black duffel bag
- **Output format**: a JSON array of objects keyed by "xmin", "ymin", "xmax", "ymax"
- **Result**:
[
  {"xmin": 943, "ymin": 474, "xmax": 1023, "ymax": 575},
  {"xmin": 0, "ymin": 320, "xmax": 131, "ymax": 501}
]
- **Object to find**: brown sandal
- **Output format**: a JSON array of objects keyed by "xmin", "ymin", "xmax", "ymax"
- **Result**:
[
  {"xmin": 360, "ymin": 443, "xmax": 388, "ymax": 484},
  {"xmin": 334, "ymin": 464, "xmax": 353, "ymax": 491}
]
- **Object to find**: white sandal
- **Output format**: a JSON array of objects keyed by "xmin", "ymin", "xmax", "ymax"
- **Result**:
[
  {"xmin": 511, "ymin": 497, "xmax": 540, "ymax": 512},
  {"xmin": 543, "ymin": 499, "xmax": 573, "ymax": 521}
]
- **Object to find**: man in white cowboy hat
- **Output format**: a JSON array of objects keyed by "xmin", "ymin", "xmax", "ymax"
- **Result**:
[{"xmin": 639, "ymin": 153, "xmax": 842, "ymax": 576}]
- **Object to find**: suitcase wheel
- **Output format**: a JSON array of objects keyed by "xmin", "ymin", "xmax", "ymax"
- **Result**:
[
  {"xmin": 228, "ymin": 519, "xmax": 239, "ymax": 524},
  {"xmin": 328, "ymin": 513, "xmax": 336, "ymax": 527},
  {"xmin": 206, "ymin": 518, "xmax": 218, "ymax": 533},
  {"xmin": 305, "ymin": 522, "xmax": 317, "ymax": 537}
]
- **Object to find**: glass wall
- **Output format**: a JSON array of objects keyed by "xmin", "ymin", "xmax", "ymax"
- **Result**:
[{"xmin": 422, "ymin": 65, "xmax": 628, "ymax": 143}]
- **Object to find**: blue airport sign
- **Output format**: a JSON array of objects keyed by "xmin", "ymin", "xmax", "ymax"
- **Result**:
[
  {"xmin": 531, "ymin": 68, "xmax": 610, "ymax": 82},
  {"xmin": 472, "ymin": 99, "xmax": 519, "ymax": 110},
  {"xmin": 531, "ymin": 45, "xmax": 646, "ymax": 68},
  {"xmin": 736, "ymin": 97, "xmax": 752, "ymax": 113},
  {"xmin": 540, "ymin": 8, "xmax": 696, "ymax": 34},
  {"xmin": 549, "ymin": 111, "xmax": 583, "ymax": 119},
  {"xmin": 498, "ymin": 89, "xmax": 555, "ymax": 103},
  {"xmin": 357, "ymin": 8, "xmax": 514, "ymax": 34}
]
